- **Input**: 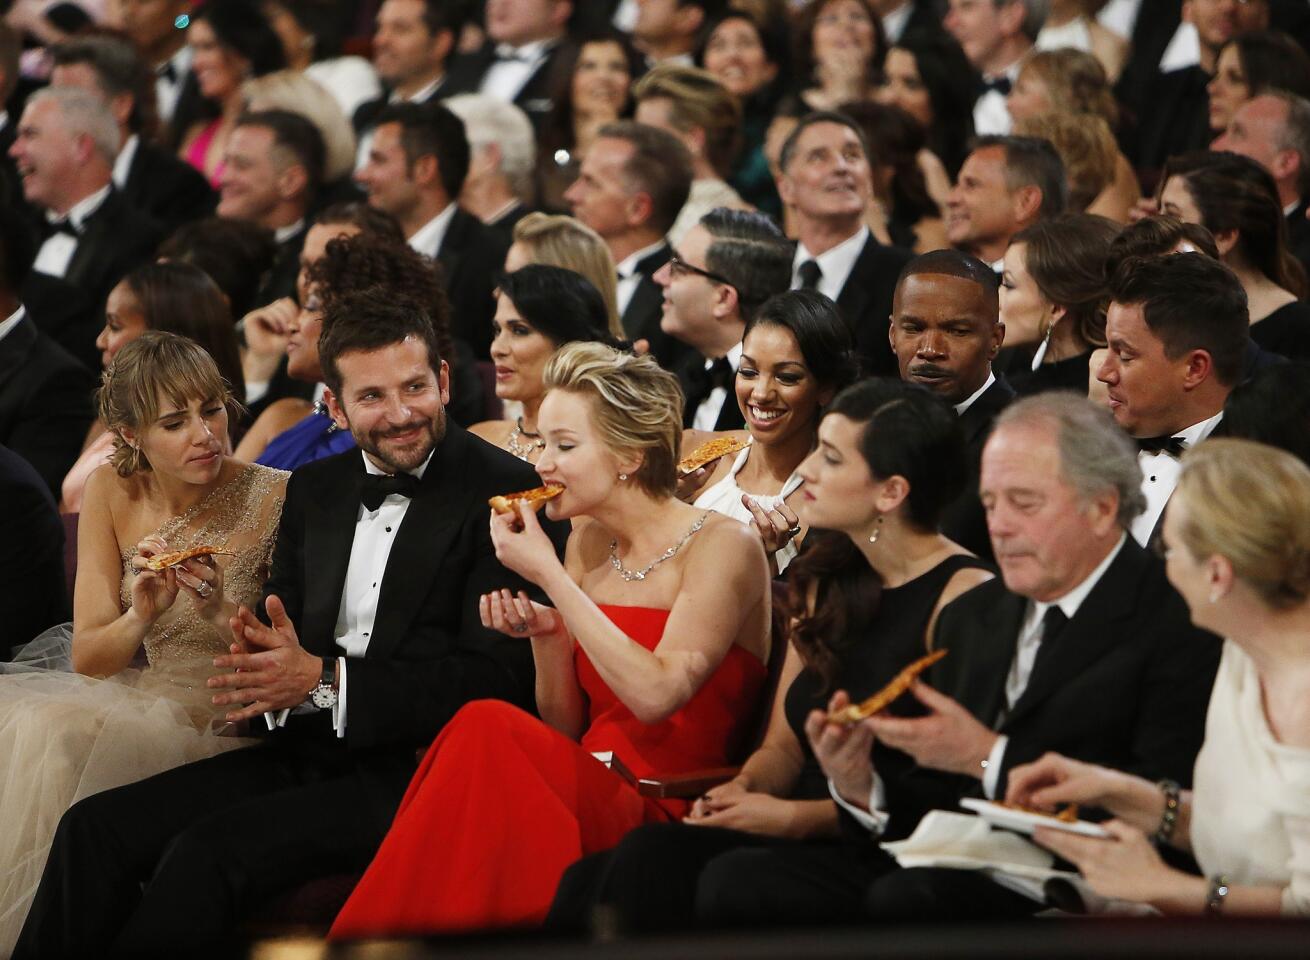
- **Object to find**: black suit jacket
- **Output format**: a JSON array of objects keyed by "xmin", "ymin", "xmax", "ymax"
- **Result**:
[
  {"xmin": 676, "ymin": 352, "xmax": 746, "ymax": 431},
  {"xmin": 45, "ymin": 188, "xmax": 164, "ymax": 313},
  {"xmin": 486, "ymin": 200, "xmax": 533, "ymax": 249},
  {"xmin": 877, "ymin": 537, "xmax": 1220, "ymax": 840},
  {"xmin": 257, "ymin": 424, "xmax": 568, "ymax": 803},
  {"xmin": 938, "ymin": 374, "xmax": 1013, "ymax": 560},
  {"xmin": 0, "ymin": 442, "xmax": 68, "ymax": 656},
  {"xmin": 435, "ymin": 206, "xmax": 509, "ymax": 359},
  {"xmin": 252, "ymin": 221, "xmax": 308, "ymax": 309},
  {"xmin": 0, "ymin": 315, "xmax": 96, "ymax": 496},
  {"xmin": 1287, "ymin": 201, "xmax": 1310, "ymax": 281},
  {"xmin": 445, "ymin": 39, "xmax": 578, "ymax": 132},
  {"xmin": 120, "ymin": 139, "xmax": 216, "ymax": 233},
  {"xmin": 20, "ymin": 273, "xmax": 98, "ymax": 373},
  {"xmin": 620, "ymin": 242, "xmax": 693, "ymax": 371}
]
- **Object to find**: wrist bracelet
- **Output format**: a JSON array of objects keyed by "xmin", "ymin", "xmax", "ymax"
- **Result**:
[
  {"xmin": 1153, "ymin": 779, "xmax": 1180, "ymax": 845},
  {"xmin": 1205, "ymin": 874, "xmax": 1230, "ymax": 915}
]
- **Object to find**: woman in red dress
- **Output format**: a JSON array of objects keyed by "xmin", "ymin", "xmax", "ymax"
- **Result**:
[{"xmin": 330, "ymin": 342, "xmax": 772, "ymax": 938}]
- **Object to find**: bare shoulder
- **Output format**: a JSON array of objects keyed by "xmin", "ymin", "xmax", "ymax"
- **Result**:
[{"xmin": 688, "ymin": 510, "xmax": 766, "ymax": 573}]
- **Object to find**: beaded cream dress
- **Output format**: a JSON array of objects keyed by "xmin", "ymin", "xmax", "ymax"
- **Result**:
[{"xmin": 0, "ymin": 463, "xmax": 288, "ymax": 954}]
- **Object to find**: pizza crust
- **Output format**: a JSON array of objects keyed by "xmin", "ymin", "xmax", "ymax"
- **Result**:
[
  {"xmin": 488, "ymin": 484, "xmax": 565, "ymax": 515},
  {"xmin": 678, "ymin": 436, "xmax": 751, "ymax": 475},
  {"xmin": 827, "ymin": 648, "xmax": 948, "ymax": 725}
]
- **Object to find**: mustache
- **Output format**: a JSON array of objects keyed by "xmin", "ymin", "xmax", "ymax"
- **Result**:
[
  {"xmin": 908, "ymin": 364, "xmax": 954, "ymax": 378},
  {"xmin": 377, "ymin": 421, "xmax": 429, "ymax": 438}
]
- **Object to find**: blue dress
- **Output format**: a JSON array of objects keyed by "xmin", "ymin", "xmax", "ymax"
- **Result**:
[{"xmin": 255, "ymin": 409, "xmax": 357, "ymax": 471}]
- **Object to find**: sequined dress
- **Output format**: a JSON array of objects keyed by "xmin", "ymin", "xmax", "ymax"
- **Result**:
[{"xmin": 0, "ymin": 463, "xmax": 287, "ymax": 954}]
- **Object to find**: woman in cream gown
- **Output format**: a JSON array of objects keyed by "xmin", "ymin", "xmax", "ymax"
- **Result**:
[{"xmin": 0, "ymin": 333, "xmax": 288, "ymax": 953}]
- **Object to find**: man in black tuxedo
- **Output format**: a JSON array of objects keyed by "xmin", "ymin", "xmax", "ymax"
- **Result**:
[
  {"xmin": 0, "ymin": 202, "xmax": 96, "ymax": 496},
  {"xmin": 352, "ymin": 0, "xmax": 466, "ymax": 137},
  {"xmin": 878, "ymin": 0, "xmax": 945, "ymax": 43},
  {"xmin": 943, "ymin": 0, "xmax": 1035, "ymax": 136},
  {"xmin": 889, "ymin": 250, "xmax": 1011, "ymax": 559},
  {"xmin": 1097, "ymin": 252, "xmax": 1247, "ymax": 547},
  {"xmin": 781, "ymin": 112, "xmax": 913, "ymax": 378},
  {"xmin": 444, "ymin": 93, "xmax": 538, "ymax": 246},
  {"xmin": 118, "ymin": 0, "xmax": 195, "ymax": 144},
  {"xmin": 655, "ymin": 208, "xmax": 791, "ymax": 430},
  {"xmin": 219, "ymin": 110, "xmax": 325, "ymax": 309},
  {"xmin": 446, "ymin": 0, "xmax": 577, "ymax": 133},
  {"xmin": 355, "ymin": 101, "xmax": 507, "ymax": 358},
  {"xmin": 15, "ymin": 290, "xmax": 568, "ymax": 959},
  {"xmin": 11, "ymin": 87, "xmax": 163, "ymax": 317},
  {"xmin": 50, "ymin": 34, "xmax": 215, "ymax": 233},
  {"xmin": 0, "ymin": 442, "xmax": 68, "ymax": 657},
  {"xmin": 694, "ymin": 392, "xmax": 1219, "ymax": 926}
]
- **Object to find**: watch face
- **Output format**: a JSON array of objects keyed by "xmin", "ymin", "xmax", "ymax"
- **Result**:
[{"xmin": 311, "ymin": 685, "xmax": 337, "ymax": 709}]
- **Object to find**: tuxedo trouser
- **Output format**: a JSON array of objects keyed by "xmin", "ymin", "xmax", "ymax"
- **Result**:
[{"xmin": 14, "ymin": 740, "xmax": 389, "ymax": 960}]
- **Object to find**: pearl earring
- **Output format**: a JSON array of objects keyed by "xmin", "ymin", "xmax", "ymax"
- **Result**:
[
  {"xmin": 868, "ymin": 515, "xmax": 883, "ymax": 544},
  {"xmin": 618, "ymin": 473, "xmax": 628, "ymax": 481}
]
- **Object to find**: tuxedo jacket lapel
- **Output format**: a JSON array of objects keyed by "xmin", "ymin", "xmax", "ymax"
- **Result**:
[
  {"xmin": 436, "ymin": 209, "xmax": 469, "ymax": 285},
  {"xmin": 299, "ymin": 460, "xmax": 366, "ymax": 657},
  {"xmin": 941, "ymin": 587, "xmax": 1025, "ymax": 727}
]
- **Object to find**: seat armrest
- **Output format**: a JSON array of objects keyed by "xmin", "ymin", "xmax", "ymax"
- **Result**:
[{"xmin": 635, "ymin": 766, "xmax": 741, "ymax": 799}]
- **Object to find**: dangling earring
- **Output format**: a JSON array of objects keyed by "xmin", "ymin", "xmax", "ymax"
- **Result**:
[
  {"xmin": 128, "ymin": 444, "xmax": 142, "ymax": 474},
  {"xmin": 1031, "ymin": 316, "xmax": 1055, "ymax": 371},
  {"xmin": 867, "ymin": 515, "xmax": 883, "ymax": 544}
]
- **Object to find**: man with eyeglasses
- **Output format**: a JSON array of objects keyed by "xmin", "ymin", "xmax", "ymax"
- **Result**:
[
  {"xmin": 654, "ymin": 207, "xmax": 792, "ymax": 430},
  {"xmin": 780, "ymin": 112, "xmax": 913, "ymax": 378}
]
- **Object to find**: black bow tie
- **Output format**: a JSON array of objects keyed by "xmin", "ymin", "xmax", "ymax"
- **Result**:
[
  {"xmin": 1137, "ymin": 434, "xmax": 1186, "ymax": 457},
  {"xmin": 361, "ymin": 472, "xmax": 420, "ymax": 511},
  {"xmin": 686, "ymin": 356, "xmax": 734, "ymax": 408},
  {"xmin": 981, "ymin": 75, "xmax": 1012, "ymax": 96},
  {"xmin": 41, "ymin": 216, "xmax": 81, "ymax": 240},
  {"xmin": 494, "ymin": 45, "xmax": 533, "ymax": 64},
  {"xmin": 157, "ymin": 61, "xmax": 177, "ymax": 83}
]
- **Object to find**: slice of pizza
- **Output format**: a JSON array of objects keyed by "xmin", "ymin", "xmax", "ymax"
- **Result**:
[
  {"xmin": 144, "ymin": 545, "xmax": 234, "ymax": 571},
  {"xmin": 677, "ymin": 435, "xmax": 751, "ymax": 476},
  {"xmin": 488, "ymin": 484, "xmax": 565, "ymax": 515},
  {"xmin": 997, "ymin": 801, "xmax": 1080, "ymax": 823},
  {"xmin": 827, "ymin": 648, "xmax": 948, "ymax": 725}
]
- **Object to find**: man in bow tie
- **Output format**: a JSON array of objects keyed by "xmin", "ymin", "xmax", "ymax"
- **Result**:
[
  {"xmin": 16, "ymin": 290, "xmax": 568, "ymax": 957},
  {"xmin": 1098, "ymin": 252, "xmax": 1249, "ymax": 546},
  {"xmin": 944, "ymin": 0, "xmax": 1038, "ymax": 135}
]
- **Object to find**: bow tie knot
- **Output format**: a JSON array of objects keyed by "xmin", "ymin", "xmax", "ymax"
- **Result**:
[
  {"xmin": 1137, "ymin": 434, "xmax": 1186, "ymax": 457},
  {"xmin": 494, "ymin": 44, "xmax": 533, "ymax": 64},
  {"xmin": 42, "ymin": 215, "xmax": 81, "ymax": 240},
  {"xmin": 981, "ymin": 75, "xmax": 1012, "ymax": 96},
  {"xmin": 361, "ymin": 472, "xmax": 420, "ymax": 511}
]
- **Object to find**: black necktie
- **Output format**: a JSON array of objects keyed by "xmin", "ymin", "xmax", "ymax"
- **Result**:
[
  {"xmin": 1026, "ymin": 605, "xmax": 1069, "ymax": 685},
  {"xmin": 361, "ymin": 472, "xmax": 419, "ymax": 511},
  {"xmin": 981, "ymin": 75, "xmax": 1012, "ymax": 96},
  {"xmin": 798, "ymin": 259, "xmax": 822, "ymax": 290},
  {"xmin": 1137, "ymin": 434, "xmax": 1186, "ymax": 458}
]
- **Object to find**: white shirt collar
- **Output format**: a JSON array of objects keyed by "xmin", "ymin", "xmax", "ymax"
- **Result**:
[
  {"xmin": 1285, "ymin": 200, "xmax": 1301, "ymax": 218},
  {"xmin": 1160, "ymin": 409, "xmax": 1225, "ymax": 451},
  {"xmin": 1033, "ymin": 533, "xmax": 1128, "ymax": 624},
  {"xmin": 793, "ymin": 225, "xmax": 868, "ymax": 298},
  {"xmin": 51, "ymin": 183, "xmax": 111, "ymax": 228},
  {"xmin": 112, "ymin": 133, "xmax": 140, "ymax": 190},
  {"xmin": 0, "ymin": 111, "xmax": 9, "ymax": 133},
  {"xmin": 705, "ymin": 340, "xmax": 744, "ymax": 370},
  {"xmin": 389, "ymin": 74, "xmax": 445, "ymax": 104},
  {"xmin": 882, "ymin": 2, "xmax": 913, "ymax": 43},
  {"xmin": 274, "ymin": 218, "xmax": 306, "ymax": 245},
  {"xmin": 0, "ymin": 304, "xmax": 26, "ymax": 344},
  {"xmin": 493, "ymin": 38, "xmax": 553, "ymax": 63},
  {"xmin": 361, "ymin": 447, "xmax": 433, "ymax": 480},
  {"xmin": 1159, "ymin": 21, "xmax": 1201, "ymax": 73},
  {"xmin": 407, "ymin": 203, "xmax": 458, "ymax": 259},
  {"xmin": 616, "ymin": 237, "xmax": 669, "ymax": 279},
  {"xmin": 953, "ymin": 370, "xmax": 996, "ymax": 416}
]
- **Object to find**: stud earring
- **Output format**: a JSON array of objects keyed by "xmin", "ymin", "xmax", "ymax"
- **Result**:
[
  {"xmin": 868, "ymin": 515, "xmax": 884, "ymax": 544},
  {"xmin": 618, "ymin": 473, "xmax": 628, "ymax": 481}
]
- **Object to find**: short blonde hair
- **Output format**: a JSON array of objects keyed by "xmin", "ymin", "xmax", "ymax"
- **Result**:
[
  {"xmin": 632, "ymin": 63, "xmax": 743, "ymax": 178},
  {"xmin": 1019, "ymin": 48, "xmax": 1119, "ymax": 127},
  {"xmin": 513, "ymin": 212, "xmax": 623, "ymax": 338},
  {"xmin": 1014, "ymin": 112, "xmax": 1116, "ymax": 212},
  {"xmin": 243, "ymin": 70, "xmax": 356, "ymax": 181},
  {"xmin": 99, "ymin": 332, "xmax": 232, "ymax": 477},
  {"xmin": 543, "ymin": 342, "xmax": 683, "ymax": 499},
  {"xmin": 1174, "ymin": 439, "xmax": 1310, "ymax": 610}
]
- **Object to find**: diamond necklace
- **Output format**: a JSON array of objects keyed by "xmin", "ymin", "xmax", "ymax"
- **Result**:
[
  {"xmin": 506, "ymin": 417, "xmax": 545, "ymax": 461},
  {"xmin": 608, "ymin": 512, "xmax": 710, "ymax": 582}
]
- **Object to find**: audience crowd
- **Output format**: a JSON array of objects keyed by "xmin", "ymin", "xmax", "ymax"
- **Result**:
[{"xmin": 1, "ymin": 1, "xmax": 1309, "ymax": 955}]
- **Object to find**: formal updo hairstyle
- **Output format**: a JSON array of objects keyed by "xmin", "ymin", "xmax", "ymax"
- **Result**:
[
  {"xmin": 542, "ymin": 342, "xmax": 684, "ymax": 499},
  {"xmin": 1012, "ymin": 213, "xmax": 1118, "ymax": 349},
  {"xmin": 1174, "ymin": 439, "xmax": 1310, "ymax": 610},
  {"xmin": 99, "ymin": 331, "xmax": 233, "ymax": 477},
  {"xmin": 512, "ymin": 212, "xmax": 622, "ymax": 336}
]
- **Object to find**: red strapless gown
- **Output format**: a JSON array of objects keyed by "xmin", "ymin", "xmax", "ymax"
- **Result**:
[{"xmin": 329, "ymin": 605, "xmax": 766, "ymax": 937}]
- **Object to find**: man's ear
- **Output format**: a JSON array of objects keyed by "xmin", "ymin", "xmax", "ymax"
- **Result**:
[
  {"xmin": 276, "ymin": 162, "xmax": 309, "ymax": 203},
  {"xmin": 711, "ymin": 280, "xmax": 740, "ymax": 321},
  {"xmin": 412, "ymin": 152, "xmax": 441, "ymax": 190},
  {"xmin": 1181, "ymin": 348, "xmax": 1216, "ymax": 391},
  {"xmin": 324, "ymin": 386, "xmax": 350, "ymax": 431},
  {"xmin": 625, "ymin": 190, "xmax": 655, "ymax": 230},
  {"xmin": 1211, "ymin": 227, "xmax": 1240, "ymax": 258},
  {"xmin": 1010, "ymin": 184, "xmax": 1043, "ymax": 227},
  {"xmin": 109, "ymin": 92, "xmax": 134, "ymax": 130}
]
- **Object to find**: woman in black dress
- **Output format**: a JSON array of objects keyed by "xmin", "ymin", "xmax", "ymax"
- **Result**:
[{"xmin": 547, "ymin": 377, "xmax": 994, "ymax": 932}]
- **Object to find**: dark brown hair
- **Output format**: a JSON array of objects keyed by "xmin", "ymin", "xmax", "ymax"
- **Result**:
[{"xmin": 1012, "ymin": 213, "xmax": 1118, "ymax": 350}]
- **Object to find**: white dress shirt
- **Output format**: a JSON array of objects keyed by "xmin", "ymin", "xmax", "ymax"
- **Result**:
[
  {"xmin": 0, "ymin": 304, "xmax": 26, "ymax": 345},
  {"xmin": 407, "ymin": 203, "xmax": 458, "ymax": 261},
  {"xmin": 1096, "ymin": 0, "xmax": 1142, "ymax": 40},
  {"xmin": 1130, "ymin": 410, "xmax": 1223, "ymax": 546},
  {"xmin": 791, "ymin": 226, "xmax": 869, "ymax": 303},
  {"xmin": 274, "ymin": 219, "xmax": 306, "ymax": 246},
  {"xmin": 267, "ymin": 449, "xmax": 433, "ymax": 736},
  {"xmin": 155, "ymin": 45, "xmax": 193, "ymax": 124},
  {"xmin": 973, "ymin": 59, "xmax": 1023, "ymax": 136},
  {"xmin": 111, "ymin": 133, "xmax": 140, "ymax": 190},
  {"xmin": 1159, "ymin": 21, "xmax": 1200, "ymax": 73},
  {"xmin": 479, "ymin": 39, "xmax": 554, "ymax": 103},
  {"xmin": 882, "ymin": 2, "xmax": 913, "ymax": 43},
  {"xmin": 692, "ymin": 341, "xmax": 744, "ymax": 431},
  {"xmin": 33, "ymin": 184, "xmax": 111, "ymax": 279},
  {"xmin": 834, "ymin": 534, "xmax": 1128, "ymax": 834},
  {"xmin": 615, "ymin": 237, "xmax": 668, "ymax": 315}
]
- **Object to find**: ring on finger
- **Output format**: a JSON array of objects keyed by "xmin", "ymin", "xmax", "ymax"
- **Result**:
[
  {"xmin": 787, "ymin": 524, "xmax": 801, "ymax": 538},
  {"xmin": 509, "ymin": 619, "xmax": 529, "ymax": 632}
]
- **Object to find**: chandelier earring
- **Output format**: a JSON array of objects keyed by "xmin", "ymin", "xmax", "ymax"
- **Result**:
[{"xmin": 867, "ymin": 514, "xmax": 884, "ymax": 545}]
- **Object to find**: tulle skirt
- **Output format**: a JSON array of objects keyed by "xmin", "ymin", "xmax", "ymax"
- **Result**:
[{"xmin": 0, "ymin": 626, "xmax": 256, "ymax": 955}]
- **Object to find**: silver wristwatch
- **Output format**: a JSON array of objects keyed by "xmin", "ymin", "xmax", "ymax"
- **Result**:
[{"xmin": 309, "ymin": 658, "xmax": 338, "ymax": 709}]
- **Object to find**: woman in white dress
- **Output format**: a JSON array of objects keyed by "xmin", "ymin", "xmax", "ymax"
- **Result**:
[
  {"xmin": 1006, "ymin": 439, "xmax": 1310, "ymax": 916},
  {"xmin": 687, "ymin": 291, "xmax": 857, "ymax": 574},
  {"xmin": 0, "ymin": 333, "xmax": 289, "ymax": 952}
]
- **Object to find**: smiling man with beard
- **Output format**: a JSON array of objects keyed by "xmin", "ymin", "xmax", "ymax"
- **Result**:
[
  {"xmin": 15, "ymin": 289, "xmax": 568, "ymax": 958},
  {"xmin": 889, "ymin": 249, "xmax": 1012, "ymax": 558}
]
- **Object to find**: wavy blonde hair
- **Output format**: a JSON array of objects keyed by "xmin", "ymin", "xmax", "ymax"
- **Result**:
[
  {"xmin": 512, "ymin": 212, "xmax": 623, "ymax": 337},
  {"xmin": 543, "ymin": 342, "xmax": 683, "ymax": 498},
  {"xmin": 1174, "ymin": 439, "xmax": 1310, "ymax": 611}
]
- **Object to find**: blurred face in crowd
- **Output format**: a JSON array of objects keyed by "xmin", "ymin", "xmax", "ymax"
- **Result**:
[
  {"xmin": 1158, "ymin": 175, "xmax": 1205, "ymax": 226},
  {"xmin": 96, "ymin": 280, "xmax": 149, "ymax": 369},
  {"xmin": 355, "ymin": 122, "xmax": 423, "ymax": 221},
  {"xmin": 736, "ymin": 322, "xmax": 831, "ymax": 446},
  {"xmin": 890, "ymin": 271, "xmax": 1002, "ymax": 404},
  {"xmin": 654, "ymin": 223, "xmax": 725, "ymax": 350},
  {"xmin": 999, "ymin": 241, "xmax": 1056, "ymax": 348},
  {"xmin": 188, "ymin": 18, "xmax": 249, "ymax": 102},
  {"xmin": 1207, "ymin": 43, "xmax": 1249, "ymax": 132},
  {"xmin": 217, "ymin": 124, "xmax": 284, "ymax": 226},
  {"xmin": 1185, "ymin": 0, "xmax": 1240, "ymax": 53},
  {"xmin": 571, "ymin": 40, "xmax": 631, "ymax": 121},
  {"xmin": 635, "ymin": 0, "xmax": 694, "ymax": 47},
  {"xmin": 10, "ymin": 98, "xmax": 80, "ymax": 213},
  {"xmin": 703, "ymin": 16, "xmax": 777, "ymax": 99},
  {"xmin": 488, "ymin": 291, "xmax": 557, "ymax": 403},
  {"xmin": 1211, "ymin": 95, "xmax": 1289, "ymax": 180},
  {"xmin": 118, "ymin": 0, "xmax": 188, "ymax": 56},
  {"xmin": 326, "ymin": 337, "xmax": 449, "ymax": 474},
  {"xmin": 811, "ymin": 0, "xmax": 877, "ymax": 69},
  {"xmin": 778, "ymin": 120, "xmax": 872, "ymax": 225},
  {"xmin": 1006, "ymin": 67, "xmax": 1053, "ymax": 125},
  {"xmin": 876, "ymin": 48, "xmax": 933, "ymax": 129},
  {"xmin": 981, "ymin": 418, "xmax": 1119, "ymax": 603},
  {"xmin": 795, "ymin": 412, "xmax": 880, "ymax": 535},
  {"xmin": 1098, "ymin": 301, "xmax": 1194, "ymax": 438},
  {"xmin": 944, "ymin": 0, "xmax": 1017, "ymax": 71},
  {"xmin": 372, "ymin": 0, "xmax": 449, "ymax": 88},
  {"xmin": 564, "ymin": 136, "xmax": 639, "ymax": 239},
  {"xmin": 485, "ymin": 0, "xmax": 568, "ymax": 48},
  {"xmin": 1234, "ymin": 0, "xmax": 1271, "ymax": 33},
  {"xmin": 945, "ymin": 145, "xmax": 1020, "ymax": 256}
]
